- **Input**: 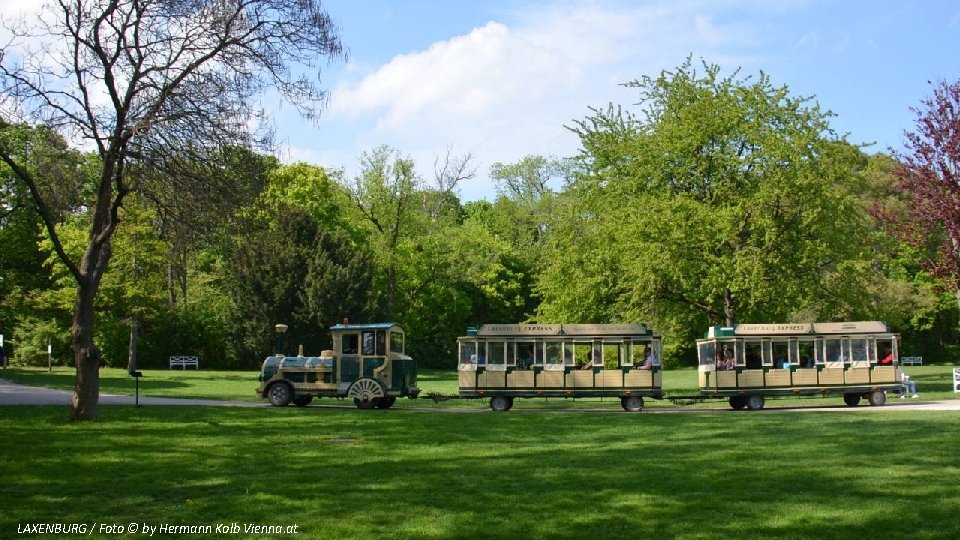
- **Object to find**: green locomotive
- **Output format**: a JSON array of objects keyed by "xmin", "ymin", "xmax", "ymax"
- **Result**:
[{"xmin": 257, "ymin": 322, "xmax": 419, "ymax": 409}]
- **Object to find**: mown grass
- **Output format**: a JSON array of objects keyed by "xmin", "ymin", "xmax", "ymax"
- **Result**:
[
  {"xmin": 1, "ymin": 365, "xmax": 956, "ymax": 410},
  {"xmin": 1, "ymin": 406, "xmax": 959, "ymax": 539}
]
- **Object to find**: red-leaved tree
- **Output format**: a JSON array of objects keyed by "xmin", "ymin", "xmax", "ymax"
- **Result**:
[{"xmin": 894, "ymin": 79, "xmax": 960, "ymax": 310}]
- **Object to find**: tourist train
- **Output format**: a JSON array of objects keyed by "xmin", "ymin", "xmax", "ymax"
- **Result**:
[{"xmin": 256, "ymin": 320, "xmax": 907, "ymax": 411}]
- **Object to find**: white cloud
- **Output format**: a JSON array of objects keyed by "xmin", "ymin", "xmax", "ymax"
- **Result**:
[
  {"xmin": 328, "ymin": 21, "xmax": 581, "ymax": 131},
  {"xmin": 191, "ymin": 0, "xmax": 802, "ymax": 202},
  {"xmin": 313, "ymin": 0, "xmax": 758, "ymax": 200}
]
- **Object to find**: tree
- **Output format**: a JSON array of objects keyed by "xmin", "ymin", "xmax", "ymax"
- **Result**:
[
  {"xmin": 346, "ymin": 146, "xmax": 421, "ymax": 319},
  {"xmin": 225, "ymin": 207, "xmax": 375, "ymax": 364},
  {"xmin": 550, "ymin": 60, "xmax": 870, "ymax": 362},
  {"xmin": 0, "ymin": 0, "xmax": 343, "ymax": 419},
  {"xmin": 892, "ymin": 79, "xmax": 960, "ymax": 311}
]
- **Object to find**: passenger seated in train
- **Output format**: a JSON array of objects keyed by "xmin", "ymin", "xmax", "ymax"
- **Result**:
[
  {"xmin": 579, "ymin": 351, "xmax": 596, "ymax": 370},
  {"xmin": 638, "ymin": 345, "xmax": 654, "ymax": 370},
  {"xmin": 799, "ymin": 355, "xmax": 814, "ymax": 369},
  {"xmin": 717, "ymin": 349, "xmax": 735, "ymax": 370},
  {"xmin": 519, "ymin": 348, "xmax": 534, "ymax": 370},
  {"xmin": 775, "ymin": 353, "xmax": 789, "ymax": 369},
  {"xmin": 879, "ymin": 348, "xmax": 893, "ymax": 365},
  {"xmin": 745, "ymin": 349, "xmax": 761, "ymax": 369}
]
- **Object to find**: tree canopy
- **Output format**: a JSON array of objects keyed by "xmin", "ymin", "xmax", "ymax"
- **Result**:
[{"xmin": 0, "ymin": 0, "xmax": 344, "ymax": 419}]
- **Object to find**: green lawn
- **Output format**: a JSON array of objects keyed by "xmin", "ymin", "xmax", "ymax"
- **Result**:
[
  {"xmin": 1, "ymin": 405, "xmax": 959, "ymax": 539},
  {"xmin": 1, "ymin": 365, "xmax": 956, "ymax": 410}
]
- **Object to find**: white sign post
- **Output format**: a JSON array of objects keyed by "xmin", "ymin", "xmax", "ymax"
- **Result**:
[{"xmin": 954, "ymin": 368, "xmax": 960, "ymax": 394}]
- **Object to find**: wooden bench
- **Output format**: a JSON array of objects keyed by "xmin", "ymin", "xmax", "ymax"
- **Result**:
[
  {"xmin": 901, "ymin": 356, "xmax": 923, "ymax": 366},
  {"xmin": 169, "ymin": 356, "xmax": 199, "ymax": 369}
]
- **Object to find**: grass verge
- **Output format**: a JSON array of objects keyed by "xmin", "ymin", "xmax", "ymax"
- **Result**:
[{"xmin": 1, "ymin": 406, "xmax": 959, "ymax": 539}]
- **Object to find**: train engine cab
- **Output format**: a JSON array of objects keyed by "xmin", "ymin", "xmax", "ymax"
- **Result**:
[{"xmin": 257, "ymin": 322, "xmax": 419, "ymax": 409}]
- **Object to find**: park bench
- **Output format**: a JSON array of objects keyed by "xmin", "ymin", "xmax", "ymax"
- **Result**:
[
  {"xmin": 169, "ymin": 355, "xmax": 200, "ymax": 369},
  {"xmin": 901, "ymin": 356, "xmax": 923, "ymax": 366}
]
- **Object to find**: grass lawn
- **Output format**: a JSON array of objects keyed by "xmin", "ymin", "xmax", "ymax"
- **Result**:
[
  {"xmin": 1, "ymin": 405, "xmax": 959, "ymax": 539},
  {"xmin": 1, "ymin": 365, "xmax": 956, "ymax": 410}
]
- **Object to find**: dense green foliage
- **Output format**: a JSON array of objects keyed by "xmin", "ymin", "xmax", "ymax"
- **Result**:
[{"xmin": 2, "ymin": 61, "xmax": 958, "ymax": 372}]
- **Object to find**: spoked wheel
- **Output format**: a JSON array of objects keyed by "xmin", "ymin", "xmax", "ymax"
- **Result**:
[
  {"xmin": 729, "ymin": 396, "xmax": 748, "ymax": 410},
  {"xmin": 621, "ymin": 396, "xmax": 644, "ymax": 412},
  {"xmin": 267, "ymin": 382, "xmax": 294, "ymax": 407},
  {"xmin": 868, "ymin": 390, "xmax": 887, "ymax": 406},
  {"xmin": 292, "ymin": 395, "xmax": 314, "ymax": 407},
  {"xmin": 843, "ymin": 393, "xmax": 861, "ymax": 407},
  {"xmin": 376, "ymin": 396, "xmax": 397, "ymax": 409},
  {"xmin": 489, "ymin": 396, "xmax": 514, "ymax": 412},
  {"xmin": 354, "ymin": 398, "xmax": 379, "ymax": 409},
  {"xmin": 348, "ymin": 378, "xmax": 386, "ymax": 410},
  {"xmin": 746, "ymin": 395, "xmax": 765, "ymax": 411}
]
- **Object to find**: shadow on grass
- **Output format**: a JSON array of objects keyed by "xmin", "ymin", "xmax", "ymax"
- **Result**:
[{"xmin": 1, "ymin": 407, "xmax": 959, "ymax": 539}]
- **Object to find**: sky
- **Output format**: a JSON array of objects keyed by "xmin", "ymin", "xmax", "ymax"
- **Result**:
[
  {"xmin": 2, "ymin": 0, "xmax": 958, "ymax": 201},
  {"xmin": 270, "ymin": 0, "xmax": 959, "ymax": 201}
]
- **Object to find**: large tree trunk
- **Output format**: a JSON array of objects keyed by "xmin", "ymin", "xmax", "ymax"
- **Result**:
[
  {"xmin": 70, "ymin": 215, "xmax": 113, "ymax": 420},
  {"xmin": 724, "ymin": 289, "xmax": 736, "ymax": 327},
  {"xmin": 71, "ymin": 280, "xmax": 101, "ymax": 420}
]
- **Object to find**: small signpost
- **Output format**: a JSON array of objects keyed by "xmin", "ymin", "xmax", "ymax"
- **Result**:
[{"xmin": 954, "ymin": 368, "xmax": 960, "ymax": 394}]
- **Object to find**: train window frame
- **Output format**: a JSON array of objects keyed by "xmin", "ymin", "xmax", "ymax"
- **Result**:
[
  {"xmin": 798, "ymin": 339, "xmax": 817, "ymax": 367},
  {"xmin": 824, "ymin": 338, "xmax": 843, "ymax": 367},
  {"xmin": 544, "ymin": 341, "xmax": 563, "ymax": 365},
  {"xmin": 459, "ymin": 340, "xmax": 477, "ymax": 369},
  {"xmin": 698, "ymin": 340, "xmax": 716, "ymax": 368},
  {"xmin": 488, "ymin": 340, "xmax": 506, "ymax": 366},
  {"xmin": 772, "ymin": 340, "xmax": 789, "ymax": 367},
  {"xmin": 570, "ymin": 341, "xmax": 593, "ymax": 367},
  {"xmin": 362, "ymin": 331, "xmax": 376, "ymax": 356},
  {"xmin": 533, "ymin": 339, "xmax": 546, "ymax": 366},
  {"xmin": 602, "ymin": 341, "xmax": 622, "ymax": 369},
  {"xmin": 876, "ymin": 337, "xmax": 896, "ymax": 364},
  {"xmin": 744, "ymin": 340, "xmax": 762, "ymax": 369},
  {"xmin": 376, "ymin": 331, "xmax": 387, "ymax": 356},
  {"xmin": 761, "ymin": 340, "xmax": 773, "ymax": 367},
  {"xmin": 591, "ymin": 341, "xmax": 603, "ymax": 367},
  {"xmin": 849, "ymin": 338, "xmax": 868, "ymax": 367},
  {"xmin": 390, "ymin": 331, "xmax": 404, "ymax": 354},
  {"xmin": 506, "ymin": 341, "xmax": 517, "ymax": 367},
  {"xmin": 516, "ymin": 341, "xmax": 535, "ymax": 368},
  {"xmin": 342, "ymin": 333, "xmax": 360, "ymax": 355},
  {"xmin": 563, "ymin": 341, "xmax": 576, "ymax": 366}
]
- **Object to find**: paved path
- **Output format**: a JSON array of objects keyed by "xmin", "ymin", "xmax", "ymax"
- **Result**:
[
  {"xmin": 0, "ymin": 378, "xmax": 264, "ymax": 407},
  {"xmin": 2, "ymin": 377, "xmax": 959, "ymax": 412}
]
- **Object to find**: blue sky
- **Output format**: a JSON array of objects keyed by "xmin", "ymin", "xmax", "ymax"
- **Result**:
[
  {"xmin": 3, "ymin": 0, "xmax": 957, "ymax": 201},
  {"xmin": 273, "ymin": 0, "xmax": 959, "ymax": 201}
]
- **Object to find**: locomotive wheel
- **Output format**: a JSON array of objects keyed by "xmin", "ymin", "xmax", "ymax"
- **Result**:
[
  {"xmin": 354, "ymin": 398, "xmax": 379, "ymax": 409},
  {"xmin": 729, "ymin": 396, "xmax": 747, "ymax": 410},
  {"xmin": 266, "ymin": 382, "xmax": 294, "ymax": 407},
  {"xmin": 490, "ymin": 396, "xmax": 513, "ymax": 412},
  {"xmin": 348, "ymin": 378, "xmax": 386, "ymax": 409},
  {"xmin": 868, "ymin": 390, "xmax": 887, "ymax": 406},
  {"xmin": 376, "ymin": 396, "xmax": 397, "ymax": 409},
  {"xmin": 292, "ymin": 395, "xmax": 313, "ymax": 407},
  {"xmin": 621, "ymin": 396, "xmax": 644, "ymax": 412},
  {"xmin": 843, "ymin": 393, "xmax": 861, "ymax": 407},
  {"xmin": 746, "ymin": 395, "xmax": 765, "ymax": 410}
]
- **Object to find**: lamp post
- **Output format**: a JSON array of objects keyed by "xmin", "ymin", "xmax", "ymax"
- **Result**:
[{"xmin": 274, "ymin": 324, "xmax": 289, "ymax": 356}]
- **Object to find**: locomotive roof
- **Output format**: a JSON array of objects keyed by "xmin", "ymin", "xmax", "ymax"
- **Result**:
[{"xmin": 329, "ymin": 322, "xmax": 403, "ymax": 332}]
